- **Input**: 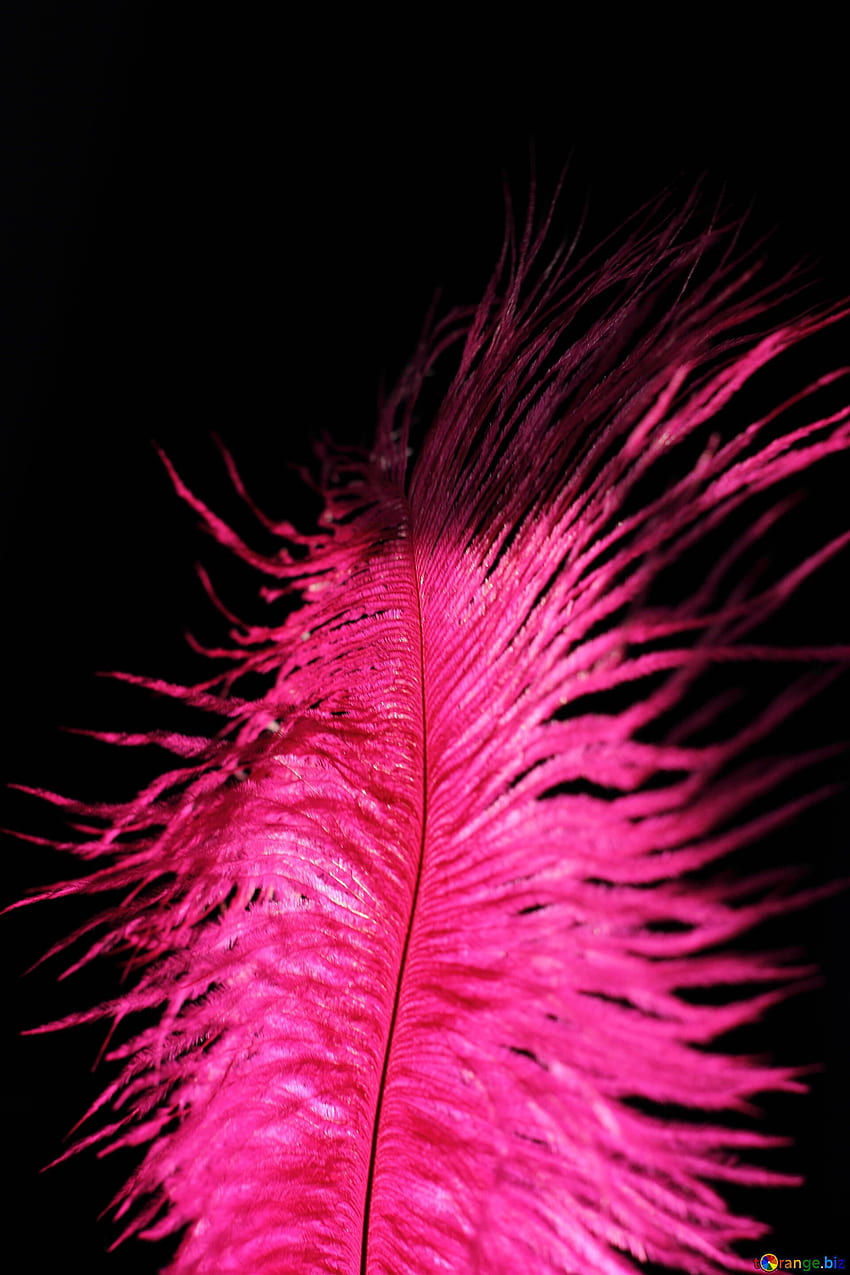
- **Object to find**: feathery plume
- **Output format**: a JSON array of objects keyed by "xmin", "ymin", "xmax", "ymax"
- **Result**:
[{"xmin": 18, "ymin": 190, "xmax": 850, "ymax": 1273}]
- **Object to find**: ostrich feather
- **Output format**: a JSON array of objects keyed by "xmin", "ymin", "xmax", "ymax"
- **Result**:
[{"xmin": 20, "ymin": 193, "xmax": 850, "ymax": 1274}]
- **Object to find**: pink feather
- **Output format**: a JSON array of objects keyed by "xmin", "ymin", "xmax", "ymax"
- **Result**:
[{"xmin": 20, "ymin": 193, "xmax": 850, "ymax": 1273}]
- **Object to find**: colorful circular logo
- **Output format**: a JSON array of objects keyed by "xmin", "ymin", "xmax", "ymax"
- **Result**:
[{"xmin": 759, "ymin": 1258, "xmax": 779, "ymax": 1272}]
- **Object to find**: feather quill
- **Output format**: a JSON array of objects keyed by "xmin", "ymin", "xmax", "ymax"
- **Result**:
[{"xmin": 20, "ymin": 193, "xmax": 850, "ymax": 1273}]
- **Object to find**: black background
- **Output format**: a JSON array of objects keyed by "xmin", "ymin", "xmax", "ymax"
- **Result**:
[{"xmin": 1, "ymin": 5, "xmax": 848, "ymax": 1272}]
